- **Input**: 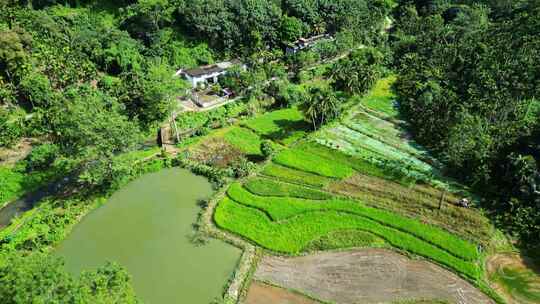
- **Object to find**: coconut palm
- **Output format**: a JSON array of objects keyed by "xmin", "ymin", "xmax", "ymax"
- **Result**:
[{"xmin": 301, "ymin": 87, "xmax": 341, "ymax": 130}]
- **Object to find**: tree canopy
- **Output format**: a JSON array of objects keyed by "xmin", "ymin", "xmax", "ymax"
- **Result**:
[{"xmin": 391, "ymin": 0, "xmax": 540, "ymax": 244}]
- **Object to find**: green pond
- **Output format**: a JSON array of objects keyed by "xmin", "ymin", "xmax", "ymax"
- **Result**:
[{"xmin": 56, "ymin": 168, "xmax": 241, "ymax": 304}]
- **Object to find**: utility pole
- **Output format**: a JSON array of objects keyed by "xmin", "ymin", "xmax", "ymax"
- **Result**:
[{"xmin": 438, "ymin": 189, "xmax": 446, "ymax": 211}]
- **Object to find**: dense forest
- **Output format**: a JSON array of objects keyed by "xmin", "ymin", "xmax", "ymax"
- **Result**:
[{"xmin": 391, "ymin": 0, "xmax": 540, "ymax": 246}]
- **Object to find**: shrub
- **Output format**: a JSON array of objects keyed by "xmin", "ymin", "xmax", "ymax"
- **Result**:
[
  {"xmin": 176, "ymin": 156, "xmax": 228, "ymax": 188},
  {"xmin": 25, "ymin": 143, "xmax": 59, "ymax": 171},
  {"xmin": 230, "ymin": 157, "xmax": 256, "ymax": 178},
  {"xmin": 0, "ymin": 167, "xmax": 23, "ymax": 205},
  {"xmin": 260, "ymin": 140, "xmax": 276, "ymax": 159}
]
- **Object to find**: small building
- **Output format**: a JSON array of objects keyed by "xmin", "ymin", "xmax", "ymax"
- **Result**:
[
  {"xmin": 286, "ymin": 34, "xmax": 334, "ymax": 55},
  {"xmin": 175, "ymin": 60, "xmax": 244, "ymax": 89}
]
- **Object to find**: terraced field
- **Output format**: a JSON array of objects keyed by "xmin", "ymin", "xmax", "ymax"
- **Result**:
[{"xmin": 212, "ymin": 77, "xmax": 498, "ymax": 301}]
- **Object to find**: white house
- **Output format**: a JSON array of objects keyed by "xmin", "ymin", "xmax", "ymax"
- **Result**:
[{"xmin": 175, "ymin": 60, "xmax": 243, "ymax": 89}]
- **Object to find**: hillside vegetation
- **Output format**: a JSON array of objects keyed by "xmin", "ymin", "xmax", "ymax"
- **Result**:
[{"xmin": 213, "ymin": 77, "xmax": 500, "ymax": 300}]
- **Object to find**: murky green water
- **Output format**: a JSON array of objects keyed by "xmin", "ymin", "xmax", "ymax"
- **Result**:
[{"xmin": 56, "ymin": 168, "xmax": 240, "ymax": 304}]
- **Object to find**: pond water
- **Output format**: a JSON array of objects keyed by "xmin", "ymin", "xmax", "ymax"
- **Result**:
[{"xmin": 56, "ymin": 168, "xmax": 241, "ymax": 304}]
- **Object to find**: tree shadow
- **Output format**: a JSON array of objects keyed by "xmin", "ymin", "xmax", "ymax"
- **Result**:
[
  {"xmin": 246, "ymin": 154, "xmax": 266, "ymax": 163},
  {"xmin": 521, "ymin": 251, "xmax": 540, "ymax": 276},
  {"xmin": 264, "ymin": 119, "xmax": 311, "ymax": 142}
]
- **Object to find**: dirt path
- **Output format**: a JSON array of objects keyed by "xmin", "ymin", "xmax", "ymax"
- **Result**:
[{"xmin": 254, "ymin": 248, "xmax": 493, "ymax": 304}]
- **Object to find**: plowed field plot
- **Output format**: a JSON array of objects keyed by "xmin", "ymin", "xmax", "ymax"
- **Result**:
[
  {"xmin": 254, "ymin": 248, "xmax": 494, "ymax": 304},
  {"xmin": 245, "ymin": 281, "xmax": 320, "ymax": 304}
]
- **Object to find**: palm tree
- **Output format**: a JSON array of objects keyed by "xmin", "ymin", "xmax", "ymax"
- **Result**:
[
  {"xmin": 329, "ymin": 47, "xmax": 383, "ymax": 95},
  {"xmin": 302, "ymin": 87, "xmax": 340, "ymax": 130}
]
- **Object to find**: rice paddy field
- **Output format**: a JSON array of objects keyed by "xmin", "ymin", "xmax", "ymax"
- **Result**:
[{"xmin": 208, "ymin": 77, "xmax": 501, "ymax": 301}]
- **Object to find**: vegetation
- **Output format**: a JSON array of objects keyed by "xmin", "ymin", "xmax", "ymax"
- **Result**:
[
  {"xmin": 392, "ymin": 0, "xmax": 540, "ymax": 246},
  {"xmin": 0, "ymin": 252, "xmax": 137, "ymax": 304},
  {"xmin": 490, "ymin": 266, "xmax": 540, "ymax": 303},
  {"xmin": 300, "ymin": 86, "xmax": 341, "ymax": 130},
  {"xmin": 1, "ymin": 0, "xmax": 538, "ymax": 302},
  {"xmin": 274, "ymin": 148, "xmax": 354, "ymax": 179},
  {"xmin": 213, "ymin": 74, "xmax": 503, "ymax": 299},
  {"xmin": 242, "ymin": 107, "xmax": 310, "ymax": 145},
  {"xmin": 215, "ymin": 197, "xmax": 479, "ymax": 279},
  {"xmin": 223, "ymin": 127, "xmax": 263, "ymax": 156},
  {"xmin": 243, "ymin": 177, "xmax": 332, "ymax": 200},
  {"xmin": 329, "ymin": 47, "xmax": 384, "ymax": 95},
  {"xmin": 305, "ymin": 230, "xmax": 387, "ymax": 251},
  {"xmin": 261, "ymin": 163, "xmax": 333, "ymax": 188},
  {"xmin": 226, "ymin": 183, "xmax": 479, "ymax": 261}
]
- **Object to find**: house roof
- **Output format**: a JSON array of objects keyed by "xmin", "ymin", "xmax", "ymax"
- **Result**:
[
  {"xmin": 182, "ymin": 64, "xmax": 224, "ymax": 77},
  {"xmin": 177, "ymin": 59, "xmax": 244, "ymax": 78}
]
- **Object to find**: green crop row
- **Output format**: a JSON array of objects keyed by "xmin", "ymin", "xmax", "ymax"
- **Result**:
[
  {"xmin": 243, "ymin": 177, "xmax": 332, "ymax": 200},
  {"xmin": 295, "ymin": 141, "xmax": 412, "ymax": 183},
  {"xmin": 214, "ymin": 197, "xmax": 480, "ymax": 280},
  {"xmin": 243, "ymin": 107, "xmax": 304, "ymax": 135},
  {"xmin": 226, "ymin": 183, "xmax": 479, "ymax": 261},
  {"xmin": 261, "ymin": 164, "xmax": 332, "ymax": 188},
  {"xmin": 357, "ymin": 75, "xmax": 399, "ymax": 119},
  {"xmin": 273, "ymin": 148, "xmax": 354, "ymax": 179},
  {"xmin": 242, "ymin": 107, "xmax": 309, "ymax": 145},
  {"xmin": 305, "ymin": 230, "xmax": 387, "ymax": 251},
  {"xmin": 223, "ymin": 127, "xmax": 263, "ymax": 156}
]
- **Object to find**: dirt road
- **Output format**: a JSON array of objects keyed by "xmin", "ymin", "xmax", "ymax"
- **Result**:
[{"xmin": 254, "ymin": 248, "xmax": 493, "ymax": 304}]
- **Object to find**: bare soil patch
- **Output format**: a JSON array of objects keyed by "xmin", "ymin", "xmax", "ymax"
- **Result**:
[
  {"xmin": 187, "ymin": 137, "xmax": 244, "ymax": 168},
  {"xmin": 486, "ymin": 253, "xmax": 540, "ymax": 304},
  {"xmin": 254, "ymin": 248, "xmax": 493, "ymax": 304},
  {"xmin": 0, "ymin": 138, "xmax": 36, "ymax": 166},
  {"xmin": 245, "ymin": 281, "xmax": 320, "ymax": 304}
]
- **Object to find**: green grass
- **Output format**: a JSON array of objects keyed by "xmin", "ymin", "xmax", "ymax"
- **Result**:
[
  {"xmin": 243, "ymin": 177, "xmax": 332, "ymax": 200},
  {"xmin": 261, "ymin": 164, "xmax": 333, "ymax": 188},
  {"xmin": 296, "ymin": 141, "xmax": 414, "ymax": 185},
  {"xmin": 223, "ymin": 127, "xmax": 263, "ymax": 156},
  {"xmin": 226, "ymin": 183, "xmax": 479, "ymax": 261},
  {"xmin": 115, "ymin": 147, "xmax": 160, "ymax": 162},
  {"xmin": 242, "ymin": 107, "xmax": 310, "ymax": 145},
  {"xmin": 215, "ymin": 197, "xmax": 480, "ymax": 280},
  {"xmin": 305, "ymin": 229, "xmax": 387, "ymax": 251},
  {"xmin": 0, "ymin": 164, "xmax": 64, "ymax": 208},
  {"xmin": 0, "ymin": 167, "xmax": 24, "ymax": 206},
  {"xmin": 360, "ymin": 75, "xmax": 399, "ymax": 118},
  {"xmin": 273, "ymin": 148, "xmax": 354, "ymax": 179},
  {"xmin": 491, "ymin": 267, "xmax": 540, "ymax": 302}
]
